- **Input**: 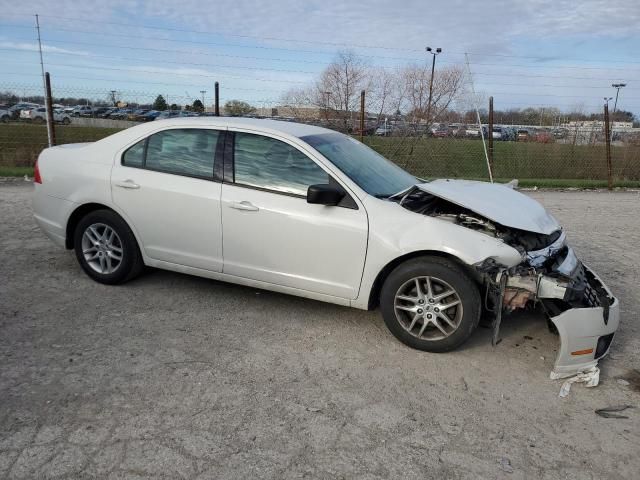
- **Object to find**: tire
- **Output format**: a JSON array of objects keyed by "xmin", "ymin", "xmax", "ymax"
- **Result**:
[
  {"xmin": 73, "ymin": 209, "xmax": 144, "ymax": 285},
  {"xmin": 33, "ymin": 117, "xmax": 44, "ymax": 124},
  {"xmin": 380, "ymin": 256, "xmax": 481, "ymax": 353},
  {"xmin": 0, "ymin": 115, "xmax": 8, "ymax": 123},
  {"xmin": 62, "ymin": 117, "xmax": 70, "ymax": 125}
]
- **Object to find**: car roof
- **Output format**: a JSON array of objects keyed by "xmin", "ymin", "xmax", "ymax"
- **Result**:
[{"xmin": 146, "ymin": 117, "xmax": 332, "ymax": 139}]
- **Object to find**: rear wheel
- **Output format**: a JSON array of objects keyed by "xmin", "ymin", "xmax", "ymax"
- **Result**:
[
  {"xmin": 380, "ymin": 256, "xmax": 481, "ymax": 352},
  {"xmin": 73, "ymin": 210, "xmax": 144, "ymax": 284},
  {"xmin": 62, "ymin": 117, "xmax": 70, "ymax": 125},
  {"xmin": 33, "ymin": 116, "xmax": 44, "ymax": 124}
]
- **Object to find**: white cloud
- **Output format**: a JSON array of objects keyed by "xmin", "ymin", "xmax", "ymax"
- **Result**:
[{"xmin": 0, "ymin": 41, "xmax": 89, "ymax": 56}]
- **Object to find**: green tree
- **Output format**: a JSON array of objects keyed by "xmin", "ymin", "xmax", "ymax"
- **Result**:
[
  {"xmin": 170, "ymin": 103, "xmax": 179, "ymax": 111},
  {"xmin": 224, "ymin": 100, "xmax": 255, "ymax": 117},
  {"xmin": 192, "ymin": 99, "xmax": 204, "ymax": 113},
  {"xmin": 153, "ymin": 95, "xmax": 168, "ymax": 111}
]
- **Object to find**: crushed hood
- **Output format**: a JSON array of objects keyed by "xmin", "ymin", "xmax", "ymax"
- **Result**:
[{"xmin": 415, "ymin": 179, "xmax": 560, "ymax": 234}]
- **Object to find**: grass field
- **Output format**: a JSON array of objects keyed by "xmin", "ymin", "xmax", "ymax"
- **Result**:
[{"xmin": 2, "ymin": 123, "xmax": 639, "ymax": 187}]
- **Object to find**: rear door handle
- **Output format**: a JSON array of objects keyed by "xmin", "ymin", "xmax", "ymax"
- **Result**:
[
  {"xmin": 230, "ymin": 201, "xmax": 259, "ymax": 212},
  {"xmin": 115, "ymin": 179, "xmax": 140, "ymax": 189}
]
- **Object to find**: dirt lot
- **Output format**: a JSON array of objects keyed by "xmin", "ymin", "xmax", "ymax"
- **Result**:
[{"xmin": 1, "ymin": 181, "xmax": 639, "ymax": 479}]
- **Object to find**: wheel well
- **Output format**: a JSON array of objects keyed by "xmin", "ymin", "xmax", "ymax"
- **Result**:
[
  {"xmin": 367, "ymin": 250, "xmax": 480, "ymax": 310},
  {"xmin": 65, "ymin": 203, "xmax": 115, "ymax": 249}
]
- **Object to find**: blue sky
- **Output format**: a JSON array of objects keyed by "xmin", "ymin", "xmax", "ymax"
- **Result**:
[{"xmin": 0, "ymin": 0, "xmax": 638, "ymax": 115}]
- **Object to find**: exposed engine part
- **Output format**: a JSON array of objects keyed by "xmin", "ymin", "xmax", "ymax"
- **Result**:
[
  {"xmin": 395, "ymin": 188, "xmax": 563, "ymax": 258},
  {"xmin": 503, "ymin": 288, "xmax": 534, "ymax": 311}
]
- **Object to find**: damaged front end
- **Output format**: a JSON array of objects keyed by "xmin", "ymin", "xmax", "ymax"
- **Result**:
[{"xmin": 394, "ymin": 181, "xmax": 620, "ymax": 378}]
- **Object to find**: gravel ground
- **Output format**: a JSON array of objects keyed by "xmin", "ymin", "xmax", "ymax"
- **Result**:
[{"xmin": 1, "ymin": 181, "xmax": 639, "ymax": 479}]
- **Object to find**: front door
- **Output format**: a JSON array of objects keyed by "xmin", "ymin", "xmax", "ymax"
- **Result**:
[{"xmin": 220, "ymin": 131, "xmax": 368, "ymax": 299}]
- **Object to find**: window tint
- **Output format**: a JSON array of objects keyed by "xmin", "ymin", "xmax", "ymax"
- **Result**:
[
  {"xmin": 234, "ymin": 133, "xmax": 328, "ymax": 196},
  {"xmin": 122, "ymin": 139, "xmax": 145, "ymax": 167},
  {"xmin": 146, "ymin": 129, "xmax": 218, "ymax": 177}
]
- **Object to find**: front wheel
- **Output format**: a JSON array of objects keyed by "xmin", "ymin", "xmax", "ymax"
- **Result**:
[
  {"xmin": 73, "ymin": 210, "xmax": 144, "ymax": 284},
  {"xmin": 380, "ymin": 256, "xmax": 481, "ymax": 352}
]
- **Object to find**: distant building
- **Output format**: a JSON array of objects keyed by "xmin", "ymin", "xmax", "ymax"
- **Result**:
[{"xmin": 565, "ymin": 120, "xmax": 633, "ymax": 131}]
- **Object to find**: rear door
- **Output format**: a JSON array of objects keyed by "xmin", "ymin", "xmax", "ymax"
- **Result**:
[{"xmin": 111, "ymin": 127, "xmax": 225, "ymax": 271}]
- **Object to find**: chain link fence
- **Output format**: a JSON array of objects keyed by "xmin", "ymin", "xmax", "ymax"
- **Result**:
[{"xmin": 2, "ymin": 82, "xmax": 639, "ymax": 187}]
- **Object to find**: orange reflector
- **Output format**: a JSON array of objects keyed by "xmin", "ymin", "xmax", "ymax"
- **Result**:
[{"xmin": 571, "ymin": 348, "xmax": 594, "ymax": 356}]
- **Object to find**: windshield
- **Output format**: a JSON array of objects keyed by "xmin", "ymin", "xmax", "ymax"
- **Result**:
[{"xmin": 301, "ymin": 132, "xmax": 416, "ymax": 198}]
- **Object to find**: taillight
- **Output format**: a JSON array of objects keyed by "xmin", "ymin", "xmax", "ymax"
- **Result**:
[{"xmin": 34, "ymin": 159, "xmax": 42, "ymax": 184}]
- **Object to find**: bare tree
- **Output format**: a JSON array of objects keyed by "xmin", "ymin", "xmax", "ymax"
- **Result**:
[
  {"xmin": 398, "ymin": 64, "xmax": 465, "ymax": 127},
  {"xmin": 315, "ymin": 51, "xmax": 370, "ymax": 129}
]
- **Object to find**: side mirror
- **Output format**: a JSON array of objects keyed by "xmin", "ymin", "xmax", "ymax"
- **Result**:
[{"xmin": 307, "ymin": 184, "xmax": 345, "ymax": 206}]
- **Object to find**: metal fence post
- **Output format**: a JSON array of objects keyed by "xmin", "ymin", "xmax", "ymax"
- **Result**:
[
  {"xmin": 488, "ymin": 96, "xmax": 494, "ymax": 176},
  {"xmin": 214, "ymin": 82, "xmax": 220, "ymax": 116},
  {"xmin": 604, "ymin": 103, "xmax": 612, "ymax": 190},
  {"xmin": 359, "ymin": 90, "xmax": 365, "ymax": 143},
  {"xmin": 44, "ymin": 72, "xmax": 56, "ymax": 146}
]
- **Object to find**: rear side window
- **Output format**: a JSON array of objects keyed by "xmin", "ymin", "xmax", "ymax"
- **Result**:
[
  {"xmin": 233, "ymin": 132, "xmax": 328, "ymax": 196},
  {"xmin": 121, "ymin": 129, "xmax": 220, "ymax": 178},
  {"xmin": 122, "ymin": 139, "xmax": 145, "ymax": 167}
]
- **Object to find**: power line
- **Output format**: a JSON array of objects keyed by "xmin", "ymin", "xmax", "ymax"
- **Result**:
[
  {"xmin": 0, "ymin": 48, "xmax": 319, "ymax": 75},
  {"xmin": 3, "ymin": 47, "xmax": 635, "ymax": 85},
  {"xmin": 4, "ymin": 13, "xmax": 640, "ymax": 65},
  {"xmin": 5, "ymin": 28, "xmax": 639, "ymax": 74},
  {"xmin": 5, "ymin": 57, "xmax": 636, "ymax": 94}
]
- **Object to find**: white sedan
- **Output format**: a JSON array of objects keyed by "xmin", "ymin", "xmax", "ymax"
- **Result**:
[
  {"xmin": 20, "ymin": 107, "xmax": 71, "ymax": 124},
  {"xmin": 32, "ymin": 118, "xmax": 619, "ymax": 378}
]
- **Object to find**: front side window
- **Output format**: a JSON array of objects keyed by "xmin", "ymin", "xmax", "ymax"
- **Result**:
[
  {"xmin": 301, "ymin": 132, "xmax": 416, "ymax": 198},
  {"xmin": 233, "ymin": 132, "xmax": 328, "ymax": 196},
  {"xmin": 121, "ymin": 128, "xmax": 219, "ymax": 178}
]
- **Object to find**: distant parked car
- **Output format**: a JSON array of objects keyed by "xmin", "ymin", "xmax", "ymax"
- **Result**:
[
  {"xmin": 73, "ymin": 106, "xmax": 94, "ymax": 117},
  {"xmin": 20, "ymin": 107, "xmax": 72, "ymax": 125},
  {"xmin": 431, "ymin": 125, "xmax": 450, "ymax": 138},
  {"xmin": 129, "ymin": 109, "xmax": 150, "ymax": 121},
  {"xmin": 109, "ymin": 109, "xmax": 133, "ymax": 120},
  {"xmin": 9, "ymin": 102, "xmax": 40, "ymax": 119},
  {"xmin": 449, "ymin": 125, "xmax": 466, "ymax": 137},
  {"xmin": 93, "ymin": 107, "xmax": 113, "ymax": 117},
  {"xmin": 0, "ymin": 108, "xmax": 10, "ymax": 123},
  {"xmin": 141, "ymin": 110, "xmax": 162, "ymax": 122},
  {"xmin": 375, "ymin": 125, "xmax": 393, "ymax": 136},
  {"xmin": 491, "ymin": 127, "xmax": 503, "ymax": 140},
  {"xmin": 465, "ymin": 126, "xmax": 481, "ymax": 138},
  {"xmin": 535, "ymin": 130, "xmax": 553, "ymax": 143},
  {"xmin": 552, "ymin": 128, "xmax": 568, "ymax": 139},
  {"xmin": 517, "ymin": 129, "xmax": 531, "ymax": 142},
  {"xmin": 63, "ymin": 106, "xmax": 76, "ymax": 115},
  {"xmin": 99, "ymin": 108, "xmax": 117, "ymax": 118}
]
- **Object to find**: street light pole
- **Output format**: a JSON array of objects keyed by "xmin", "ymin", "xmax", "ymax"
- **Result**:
[
  {"xmin": 611, "ymin": 83, "xmax": 626, "ymax": 114},
  {"xmin": 425, "ymin": 47, "xmax": 442, "ymax": 128}
]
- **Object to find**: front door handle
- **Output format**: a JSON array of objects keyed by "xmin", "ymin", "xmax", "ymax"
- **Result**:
[
  {"xmin": 115, "ymin": 179, "xmax": 140, "ymax": 189},
  {"xmin": 230, "ymin": 201, "xmax": 259, "ymax": 212}
]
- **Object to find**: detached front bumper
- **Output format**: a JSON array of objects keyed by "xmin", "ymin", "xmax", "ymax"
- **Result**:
[
  {"xmin": 504, "ymin": 255, "xmax": 619, "ymax": 377},
  {"xmin": 546, "ymin": 264, "xmax": 619, "ymax": 376}
]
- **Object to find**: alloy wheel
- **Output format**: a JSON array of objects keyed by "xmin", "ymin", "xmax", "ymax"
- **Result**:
[{"xmin": 394, "ymin": 276, "xmax": 463, "ymax": 341}]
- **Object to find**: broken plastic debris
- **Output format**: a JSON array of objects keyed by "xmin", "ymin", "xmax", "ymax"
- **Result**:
[
  {"xmin": 595, "ymin": 405, "xmax": 634, "ymax": 419},
  {"xmin": 498, "ymin": 457, "xmax": 514, "ymax": 473},
  {"xmin": 552, "ymin": 366, "xmax": 600, "ymax": 397}
]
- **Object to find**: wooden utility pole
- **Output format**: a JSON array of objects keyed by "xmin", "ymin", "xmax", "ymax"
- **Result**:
[
  {"xmin": 44, "ymin": 72, "xmax": 56, "ymax": 146},
  {"xmin": 604, "ymin": 102, "xmax": 612, "ymax": 190},
  {"xmin": 214, "ymin": 82, "xmax": 220, "ymax": 116},
  {"xmin": 488, "ymin": 96, "xmax": 494, "ymax": 175},
  {"xmin": 359, "ymin": 90, "xmax": 365, "ymax": 143}
]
